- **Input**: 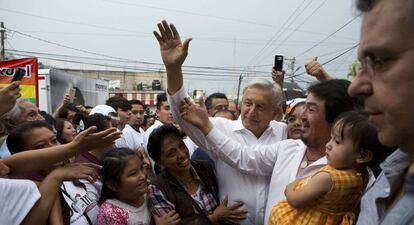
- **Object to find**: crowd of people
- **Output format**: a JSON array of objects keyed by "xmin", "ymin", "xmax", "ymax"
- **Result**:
[{"xmin": 1, "ymin": 0, "xmax": 414, "ymax": 224}]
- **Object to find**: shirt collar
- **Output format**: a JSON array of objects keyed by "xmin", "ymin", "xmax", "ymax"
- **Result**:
[
  {"xmin": 380, "ymin": 149, "xmax": 414, "ymax": 171},
  {"xmin": 232, "ymin": 116, "xmax": 274, "ymax": 135}
]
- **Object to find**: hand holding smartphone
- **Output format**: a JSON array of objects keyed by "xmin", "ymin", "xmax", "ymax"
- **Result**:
[
  {"xmin": 11, "ymin": 68, "xmax": 26, "ymax": 82},
  {"xmin": 274, "ymin": 55, "xmax": 284, "ymax": 72},
  {"xmin": 68, "ymin": 88, "xmax": 76, "ymax": 103}
]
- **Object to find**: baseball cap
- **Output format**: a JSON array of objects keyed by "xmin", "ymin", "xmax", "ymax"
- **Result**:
[
  {"xmin": 89, "ymin": 105, "xmax": 120, "ymax": 121},
  {"xmin": 285, "ymin": 98, "xmax": 306, "ymax": 115}
]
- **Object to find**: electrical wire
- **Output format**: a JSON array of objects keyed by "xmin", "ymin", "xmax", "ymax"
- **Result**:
[
  {"xmin": 246, "ymin": 0, "xmax": 310, "ymax": 66},
  {"xmin": 295, "ymin": 16, "xmax": 359, "ymax": 58},
  {"xmin": 286, "ymin": 43, "xmax": 359, "ymax": 79}
]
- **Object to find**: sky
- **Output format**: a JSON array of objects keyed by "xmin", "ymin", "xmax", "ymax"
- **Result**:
[{"xmin": 1, "ymin": 0, "xmax": 362, "ymax": 96}]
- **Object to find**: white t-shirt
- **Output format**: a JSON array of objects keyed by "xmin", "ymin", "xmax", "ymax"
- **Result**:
[
  {"xmin": 116, "ymin": 124, "xmax": 146, "ymax": 151},
  {"xmin": 0, "ymin": 178, "xmax": 41, "ymax": 224},
  {"xmin": 60, "ymin": 180, "xmax": 100, "ymax": 225}
]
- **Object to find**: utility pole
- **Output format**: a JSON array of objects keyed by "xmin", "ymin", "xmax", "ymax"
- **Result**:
[
  {"xmin": 0, "ymin": 22, "xmax": 5, "ymax": 61},
  {"xmin": 236, "ymin": 73, "xmax": 243, "ymax": 104},
  {"xmin": 288, "ymin": 57, "xmax": 296, "ymax": 83}
]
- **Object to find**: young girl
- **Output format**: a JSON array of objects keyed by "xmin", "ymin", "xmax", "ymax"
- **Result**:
[
  {"xmin": 97, "ymin": 148, "xmax": 180, "ymax": 225},
  {"xmin": 97, "ymin": 148, "xmax": 151, "ymax": 225},
  {"xmin": 268, "ymin": 111, "xmax": 380, "ymax": 225}
]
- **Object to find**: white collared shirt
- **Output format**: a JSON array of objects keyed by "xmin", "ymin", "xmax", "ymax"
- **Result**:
[{"xmin": 168, "ymin": 87, "xmax": 287, "ymax": 225}]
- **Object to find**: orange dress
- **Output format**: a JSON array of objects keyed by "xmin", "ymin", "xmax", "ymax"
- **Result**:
[{"xmin": 268, "ymin": 165, "xmax": 363, "ymax": 225}]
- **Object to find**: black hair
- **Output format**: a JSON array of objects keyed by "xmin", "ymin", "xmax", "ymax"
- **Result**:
[
  {"xmin": 147, "ymin": 124, "xmax": 184, "ymax": 162},
  {"xmin": 7, "ymin": 120, "xmax": 54, "ymax": 154},
  {"xmin": 356, "ymin": 0, "xmax": 414, "ymax": 24},
  {"xmin": 177, "ymin": 214, "xmax": 213, "ymax": 225},
  {"xmin": 99, "ymin": 148, "xmax": 143, "ymax": 205},
  {"xmin": 57, "ymin": 103, "xmax": 79, "ymax": 119},
  {"xmin": 307, "ymin": 79, "xmax": 363, "ymax": 124},
  {"xmin": 72, "ymin": 112, "xmax": 87, "ymax": 128},
  {"xmin": 106, "ymin": 96, "xmax": 132, "ymax": 111},
  {"xmin": 156, "ymin": 93, "xmax": 168, "ymax": 109},
  {"xmin": 55, "ymin": 118, "xmax": 72, "ymax": 144},
  {"xmin": 129, "ymin": 99, "xmax": 145, "ymax": 108},
  {"xmin": 333, "ymin": 111, "xmax": 396, "ymax": 176},
  {"xmin": 205, "ymin": 92, "xmax": 228, "ymax": 111},
  {"xmin": 39, "ymin": 111, "xmax": 56, "ymax": 127},
  {"xmin": 85, "ymin": 114, "xmax": 112, "ymax": 132}
]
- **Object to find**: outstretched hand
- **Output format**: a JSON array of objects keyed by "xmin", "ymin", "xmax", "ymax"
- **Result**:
[
  {"xmin": 71, "ymin": 127, "xmax": 122, "ymax": 153},
  {"xmin": 50, "ymin": 163, "xmax": 101, "ymax": 183},
  {"xmin": 0, "ymin": 81, "xmax": 21, "ymax": 116},
  {"xmin": 154, "ymin": 20, "xmax": 192, "ymax": 70},
  {"xmin": 179, "ymin": 97, "xmax": 213, "ymax": 135}
]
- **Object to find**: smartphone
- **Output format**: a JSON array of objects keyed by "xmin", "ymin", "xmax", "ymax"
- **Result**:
[
  {"xmin": 274, "ymin": 55, "xmax": 284, "ymax": 71},
  {"xmin": 68, "ymin": 88, "xmax": 76, "ymax": 103},
  {"xmin": 11, "ymin": 68, "xmax": 26, "ymax": 82}
]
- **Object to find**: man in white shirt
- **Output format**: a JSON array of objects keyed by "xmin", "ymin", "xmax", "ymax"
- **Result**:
[
  {"xmin": 116, "ymin": 99, "xmax": 146, "ymax": 151},
  {"xmin": 154, "ymin": 21, "xmax": 287, "ymax": 224}
]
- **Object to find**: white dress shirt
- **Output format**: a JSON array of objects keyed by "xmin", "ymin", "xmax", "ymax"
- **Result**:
[
  {"xmin": 168, "ymin": 87, "xmax": 287, "ymax": 225},
  {"xmin": 205, "ymin": 126, "xmax": 327, "ymax": 225}
]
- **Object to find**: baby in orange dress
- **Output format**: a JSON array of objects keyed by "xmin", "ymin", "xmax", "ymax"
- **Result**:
[{"xmin": 269, "ymin": 111, "xmax": 384, "ymax": 225}]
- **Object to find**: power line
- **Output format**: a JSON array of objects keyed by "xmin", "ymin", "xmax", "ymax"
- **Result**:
[
  {"xmin": 264, "ymin": 0, "xmax": 329, "ymax": 59},
  {"xmin": 246, "ymin": 0, "xmax": 310, "ymax": 66},
  {"xmin": 295, "ymin": 16, "xmax": 359, "ymax": 58},
  {"xmin": 6, "ymin": 49, "xmax": 272, "ymax": 75},
  {"xmin": 9, "ymin": 51, "xmax": 262, "ymax": 79},
  {"xmin": 0, "ymin": 6, "xmax": 358, "ymax": 40},
  {"xmin": 287, "ymin": 43, "xmax": 359, "ymax": 79},
  {"xmin": 7, "ymin": 29, "xmax": 275, "ymax": 74}
]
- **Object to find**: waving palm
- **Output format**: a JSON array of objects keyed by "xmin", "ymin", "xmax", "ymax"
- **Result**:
[{"xmin": 153, "ymin": 20, "xmax": 192, "ymax": 69}]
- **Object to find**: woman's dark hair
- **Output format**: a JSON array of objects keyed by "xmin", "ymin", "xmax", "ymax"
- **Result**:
[
  {"xmin": 57, "ymin": 103, "xmax": 79, "ymax": 119},
  {"xmin": 85, "ymin": 114, "xmax": 112, "ymax": 132},
  {"xmin": 308, "ymin": 79, "xmax": 363, "ymax": 123},
  {"xmin": 55, "ymin": 118, "xmax": 71, "ymax": 144},
  {"xmin": 7, "ymin": 120, "xmax": 54, "ymax": 154},
  {"xmin": 99, "ymin": 148, "xmax": 143, "ymax": 205},
  {"xmin": 333, "ymin": 111, "xmax": 396, "ymax": 176},
  {"xmin": 177, "ymin": 214, "xmax": 212, "ymax": 225},
  {"xmin": 147, "ymin": 124, "xmax": 184, "ymax": 162}
]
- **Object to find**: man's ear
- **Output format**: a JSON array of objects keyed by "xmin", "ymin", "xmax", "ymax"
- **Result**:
[
  {"xmin": 356, "ymin": 149, "xmax": 373, "ymax": 164},
  {"xmin": 105, "ymin": 180, "xmax": 118, "ymax": 192}
]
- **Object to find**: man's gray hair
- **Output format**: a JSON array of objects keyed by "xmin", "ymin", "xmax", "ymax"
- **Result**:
[
  {"xmin": 356, "ymin": 0, "xmax": 414, "ymax": 24},
  {"xmin": 2, "ymin": 98, "xmax": 29, "ymax": 122},
  {"xmin": 242, "ymin": 78, "xmax": 283, "ymax": 108}
]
